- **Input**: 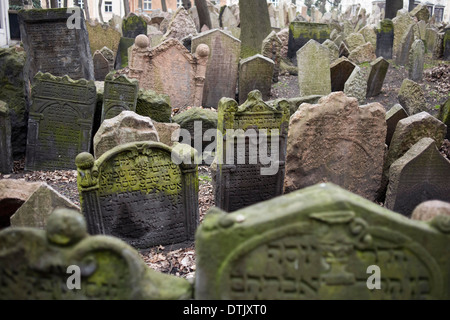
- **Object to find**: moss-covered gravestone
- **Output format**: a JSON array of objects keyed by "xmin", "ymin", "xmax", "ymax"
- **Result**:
[
  {"xmin": 238, "ymin": 54, "xmax": 274, "ymax": 104},
  {"xmin": 122, "ymin": 14, "xmax": 148, "ymax": 39},
  {"xmin": 0, "ymin": 101, "xmax": 13, "ymax": 174},
  {"xmin": 437, "ymin": 98, "xmax": 450, "ymax": 140},
  {"xmin": 212, "ymin": 90, "xmax": 290, "ymax": 212},
  {"xmin": 101, "ymin": 74, "xmax": 139, "ymax": 122},
  {"xmin": 375, "ymin": 19, "xmax": 394, "ymax": 59},
  {"xmin": 196, "ymin": 183, "xmax": 450, "ymax": 300},
  {"xmin": 25, "ymin": 72, "xmax": 97, "ymax": 171},
  {"xmin": 76, "ymin": 141, "xmax": 199, "ymax": 249},
  {"xmin": 408, "ymin": 39, "xmax": 425, "ymax": 82},
  {"xmin": 114, "ymin": 37, "xmax": 135, "ymax": 69},
  {"xmin": 287, "ymin": 22, "xmax": 331, "ymax": 64},
  {"xmin": 0, "ymin": 208, "xmax": 192, "ymax": 299},
  {"xmin": 397, "ymin": 79, "xmax": 426, "ymax": 115},
  {"xmin": 443, "ymin": 28, "xmax": 450, "ymax": 61},
  {"xmin": 136, "ymin": 89, "xmax": 172, "ymax": 123}
]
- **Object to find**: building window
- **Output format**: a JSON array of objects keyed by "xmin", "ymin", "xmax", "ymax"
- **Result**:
[
  {"xmin": 434, "ymin": 7, "xmax": 444, "ymax": 22},
  {"xmin": 74, "ymin": 0, "xmax": 84, "ymax": 9},
  {"xmin": 143, "ymin": 0, "xmax": 151, "ymax": 10},
  {"xmin": 105, "ymin": 1, "xmax": 113, "ymax": 12},
  {"xmin": 269, "ymin": 0, "xmax": 279, "ymax": 6},
  {"xmin": 57, "ymin": 0, "xmax": 62, "ymax": 8},
  {"xmin": 177, "ymin": 0, "xmax": 182, "ymax": 8}
]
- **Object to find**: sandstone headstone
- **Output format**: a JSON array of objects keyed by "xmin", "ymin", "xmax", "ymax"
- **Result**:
[
  {"xmin": 393, "ymin": 11, "xmax": 415, "ymax": 55},
  {"xmin": 385, "ymin": 104, "xmax": 409, "ymax": 146},
  {"xmin": 122, "ymin": 14, "xmax": 148, "ymax": 39},
  {"xmin": 408, "ymin": 39, "xmax": 425, "ymax": 82},
  {"xmin": 345, "ymin": 32, "xmax": 366, "ymax": 52},
  {"xmin": 76, "ymin": 141, "xmax": 198, "ymax": 249},
  {"xmin": 220, "ymin": 6, "xmax": 239, "ymax": 29},
  {"xmin": 412, "ymin": 200, "xmax": 450, "ymax": 221},
  {"xmin": 93, "ymin": 51, "xmax": 111, "ymax": 81},
  {"xmin": 376, "ymin": 19, "xmax": 394, "ymax": 59},
  {"xmin": 239, "ymin": 0, "xmax": 272, "ymax": 59},
  {"xmin": 322, "ymin": 39, "xmax": 339, "ymax": 63},
  {"xmin": 285, "ymin": 92, "xmax": 386, "ymax": 201},
  {"xmin": 25, "ymin": 72, "xmax": 96, "ymax": 171},
  {"xmin": 212, "ymin": 90, "xmax": 290, "ymax": 212},
  {"xmin": 330, "ymin": 57, "xmax": 356, "ymax": 92},
  {"xmin": 366, "ymin": 57, "xmax": 389, "ymax": 98},
  {"xmin": 348, "ymin": 42, "xmax": 376, "ymax": 64},
  {"xmin": 152, "ymin": 121, "xmax": 181, "ymax": 147},
  {"xmin": 238, "ymin": 54, "xmax": 274, "ymax": 104},
  {"xmin": 343, "ymin": 66, "xmax": 367, "ymax": 104},
  {"xmin": 0, "ymin": 101, "xmax": 13, "ymax": 174},
  {"xmin": 136, "ymin": 89, "xmax": 172, "ymax": 123},
  {"xmin": 268, "ymin": 95, "xmax": 323, "ymax": 117},
  {"xmin": 339, "ymin": 41, "xmax": 350, "ymax": 58},
  {"xmin": 277, "ymin": 28, "xmax": 289, "ymax": 58},
  {"xmin": 0, "ymin": 208, "xmax": 192, "ymax": 299},
  {"xmin": 358, "ymin": 25, "xmax": 377, "ymax": 49},
  {"xmin": 163, "ymin": 7, "xmax": 198, "ymax": 42},
  {"xmin": 261, "ymin": 31, "xmax": 282, "ymax": 83},
  {"xmin": 385, "ymin": 138, "xmax": 450, "ymax": 217},
  {"xmin": 101, "ymin": 75, "xmax": 139, "ymax": 122},
  {"xmin": 196, "ymin": 182, "xmax": 450, "ymax": 300},
  {"xmin": 191, "ymin": 29, "xmax": 241, "ymax": 109},
  {"xmin": 297, "ymin": 40, "xmax": 331, "ymax": 97},
  {"xmin": 397, "ymin": 79, "xmax": 426, "ymax": 115},
  {"xmin": 385, "ymin": 0, "xmax": 403, "ymax": 19},
  {"xmin": 10, "ymin": 183, "xmax": 79, "ymax": 229},
  {"xmin": 410, "ymin": 4, "xmax": 430, "ymax": 23},
  {"xmin": 287, "ymin": 22, "xmax": 331, "ymax": 63}
]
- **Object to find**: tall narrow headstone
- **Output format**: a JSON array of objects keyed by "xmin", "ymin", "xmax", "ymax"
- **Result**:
[
  {"xmin": 408, "ymin": 39, "xmax": 425, "ymax": 82},
  {"xmin": 343, "ymin": 66, "xmax": 367, "ymax": 104},
  {"xmin": 297, "ymin": 40, "xmax": 331, "ymax": 97},
  {"xmin": 213, "ymin": 90, "xmax": 290, "ymax": 212},
  {"xmin": 376, "ymin": 19, "xmax": 394, "ymax": 59},
  {"xmin": 366, "ymin": 57, "xmax": 389, "ymax": 98},
  {"xmin": 25, "ymin": 72, "xmax": 97, "ymax": 171},
  {"xmin": 287, "ymin": 22, "xmax": 331, "ymax": 63},
  {"xmin": 238, "ymin": 54, "xmax": 274, "ymax": 104},
  {"xmin": 443, "ymin": 28, "xmax": 450, "ymax": 61},
  {"xmin": 397, "ymin": 79, "xmax": 426, "ymax": 115},
  {"xmin": 261, "ymin": 31, "xmax": 282, "ymax": 83},
  {"xmin": 330, "ymin": 57, "xmax": 356, "ymax": 92},
  {"xmin": 393, "ymin": 11, "xmax": 415, "ymax": 56},
  {"xmin": 191, "ymin": 29, "xmax": 241, "ymax": 109},
  {"xmin": 101, "ymin": 74, "xmax": 139, "ymax": 122},
  {"xmin": 385, "ymin": 0, "xmax": 403, "ymax": 19},
  {"xmin": 385, "ymin": 104, "xmax": 409, "ymax": 146},
  {"xmin": 114, "ymin": 37, "xmax": 135, "ymax": 69},
  {"xmin": 395, "ymin": 24, "xmax": 415, "ymax": 66},
  {"xmin": 76, "ymin": 141, "xmax": 198, "ymax": 249},
  {"xmin": 93, "ymin": 51, "xmax": 111, "ymax": 81},
  {"xmin": 0, "ymin": 101, "xmax": 13, "ymax": 174}
]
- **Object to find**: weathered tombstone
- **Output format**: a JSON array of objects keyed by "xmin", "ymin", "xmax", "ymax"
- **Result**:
[
  {"xmin": 196, "ymin": 182, "xmax": 450, "ymax": 300},
  {"xmin": 261, "ymin": 31, "xmax": 282, "ymax": 83},
  {"xmin": 348, "ymin": 42, "xmax": 376, "ymax": 64},
  {"xmin": 410, "ymin": 4, "xmax": 430, "ymax": 23},
  {"xmin": 397, "ymin": 79, "xmax": 426, "ymax": 115},
  {"xmin": 86, "ymin": 21, "xmax": 121, "ymax": 58},
  {"xmin": 212, "ymin": 90, "xmax": 289, "ymax": 212},
  {"xmin": 330, "ymin": 57, "xmax": 356, "ymax": 92},
  {"xmin": 345, "ymin": 33, "xmax": 365, "ymax": 52},
  {"xmin": 339, "ymin": 41, "xmax": 350, "ymax": 58},
  {"xmin": 100, "ymin": 46, "xmax": 115, "ymax": 70},
  {"xmin": 101, "ymin": 74, "xmax": 139, "ymax": 122},
  {"xmin": 322, "ymin": 39, "xmax": 339, "ymax": 63},
  {"xmin": 191, "ymin": 29, "xmax": 241, "ymax": 109},
  {"xmin": 0, "ymin": 208, "xmax": 192, "ymax": 300},
  {"xmin": 220, "ymin": 6, "xmax": 239, "ymax": 29},
  {"xmin": 393, "ymin": 11, "xmax": 415, "ymax": 55},
  {"xmin": 268, "ymin": 95, "xmax": 323, "ymax": 117},
  {"xmin": 122, "ymin": 14, "xmax": 148, "ymax": 39},
  {"xmin": 443, "ymin": 28, "xmax": 450, "ymax": 61},
  {"xmin": 297, "ymin": 40, "xmax": 331, "ymax": 97},
  {"xmin": 287, "ymin": 22, "xmax": 331, "ymax": 63},
  {"xmin": 0, "ymin": 101, "xmax": 13, "ymax": 174},
  {"xmin": 114, "ymin": 37, "xmax": 135, "ymax": 69},
  {"xmin": 343, "ymin": 66, "xmax": 367, "ymax": 104},
  {"xmin": 94, "ymin": 111, "xmax": 159, "ymax": 159},
  {"xmin": 152, "ymin": 121, "xmax": 180, "ymax": 147},
  {"xmin": 163, "ymin": 7, "xmax": 198, "ymax": 42},
  {"xmin": 10, "ymin": 183, "xmax": 79, "ymax": 229},
  {"xmin": 18, "ymin": 8, "xmax": 94, "ymax": 94},
  {"xmin": 408, "ymin": 39, "xmax": 425, "ymax": 82},
  {"xmin": 239, "ymin": 0, "xmax": 272, "ymax": 59},
  {"xmin": 238, "ymin": 54, "xmax": 274, "ymax": 104},
  {"xmin": 426, "ymin": 28, "xmax": 438, "ymax": 55},
  {"xmin": 136, "ymin": 89, "xmax": 172, "ymax": 123},
  {"xmin": 358, "ymin": 25, "xmax": 377, "ymax": 49},
  {"xmin": 385, "ymin": 138, "xmax": 450, "ymax": 217},
  {"xmin": 93, "ymin": 51, "xmax": 111, "ymax": 81},
  {"xmin": 376, "ymin": 19, "xmax": 394, "ymax": 59},
  {"xmin": 285, "ymin": 92, "xmax": 386, "ymax": 201},
  {"xmin": 385, "ymin": 104, "xmax": 409, "ymax": 146},
  {"xmin": 395, "ymin": 24, "xmax": 415, "ymax": 66},
  {"xmin": 412, "ymin": 200, "xmax": 450, "ymax": 221},
  {"xmin": 366, "ymin": 57, "xmax": 389, "ymax": 98},
  {"xmin": 437, "ymin": 97, "xmax": 450, "ymax": 140},
  {"xmin": 128, "ymin": 38, "xmax": 209, "ymax": 109},
  {"xmin": 25, "ymin": 72, "xmax": 96, "ymax": 171},
  {"xmin": 385, "ymin": 0, "xmax": 403, "ymax": 19},
  {"xmin": 76, "ymin": 141, "xmax": 198, "ymax": 249}
]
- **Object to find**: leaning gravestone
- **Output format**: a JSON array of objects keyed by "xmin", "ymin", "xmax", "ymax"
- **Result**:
[
  {"xmin": 397, "ymin": 79, "xmax": 426, "ymax": 115},
  {"xmin": 212, "ymin": 90, "xmax": 290, "ymax": 213},
  {"xmin": 191, "ymin": 29, "xmax": 241, "ymax": 109},
  {"xmin": 345, "ymin": 33, "xmax": 365, "ymax": 52},
  {"xmin": 437, "ymin": 97, "xmax": 450, "ymax": 140},
  {"xmin": 93, "ymin": 50, "xmax": 111, "ymax": 81},
  {"xmin": 18, "ymin": 8, "xmax": 94, "ymax": 92},
  {"xmin": 101, "ymin": 74, "xmax": 139, "ymax": 122},
  {"xmin": 136, "ymin": 89, "xmax": 172, "ymax": 123},
  {"xmin": 76, "ymin": 141, "xmax": 198, "ymax": 249},
  {"xmin": 122, "ymin": 14, "xmax": 148, "ymax": 39},
  {"xmin": 408, "ymin": 39, "xmax": 425, "ymax": 82},
  {"xmin": 297, "ymin": 40, "xmax": 331, "ymax": 97},
  {"xmin": 393, "ymin": 10, "xmax": 415, "ymax": 55},
  {"xmin": 0, "ymin": 101, "xmax": 13, "ymax": 174},
  {"xmin": 395, "ymin": 24, "xmax": 415, "ymax": 66},
  {"xmin": 375, "ymin": 19, "xmax": 394, "ymax": 59},
  {"xmin": 0, "ymin": 208, "xmax": 192, "ymax": 300},
  {"xmin": 114, "ymin": 37, "xmax": 135, "ymax": 69},
  {"xmin": 366, "ymin": 57, "xmax": 389, "ymax": 98},
  {"xmin": 196, "ymin": 183, "xmax": 450, "ymax": 300},
  {"xmin": 25, "ymin": 72, "xmax": 97, "ymax": 171},
  {"xmin": 261, "ymin": 31, "xmax": 282, "ymax": 83},
  {"xmin": 330, "ymin": 57, "xmax": 356, "ymax": 92},
  {"xmin": 238, "ymin": 54, "xmax": 274, "ymax": 104},
  {"xmin": 385, "ymin": 104, "xmax": 409, "ymax": 146},
  {"xmin": 287, "ymin": 22, "xmax": 331, "ymax": 63},
  {"xmin": 285, "ymin": 92, "xmax": 386, "ymax": 201},
  {"xmin": 385, "ymin": 138, "xmax": 450, "ymax": 217},
  {"xmin": 343, "ymin": 66, "xmax": 367, "ymax": 104}
]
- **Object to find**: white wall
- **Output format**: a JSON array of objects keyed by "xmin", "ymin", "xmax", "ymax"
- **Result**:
[{"xmin": 0, "ymin": 0, "xmax": 10, "ymax": 47}]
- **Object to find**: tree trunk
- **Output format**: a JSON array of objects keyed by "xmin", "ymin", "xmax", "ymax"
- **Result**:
[
  {"xmin": 161, "ymin": 0, "xmax": 167, "ymax": 12},
  {"xmin": 98, "ymin": 0, "xmax": 104, "ymax": 23},
  {"xmin": 182, "ymin": 0, "xmax": 192, "ymax": 10},
  {"xmin": 195, "ymin": 0, "xmax": 211, "ymax": 30},
  {"xmin": 50, "ymin": 0, "xmax": 57, "ymax": 8},
  {"xmin": 123, "ymin": 0, "xmax": 130, "ymax": 16}
]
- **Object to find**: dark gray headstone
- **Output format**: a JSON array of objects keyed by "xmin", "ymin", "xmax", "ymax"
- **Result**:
[
  {"xmin": 443, "ymin": 28, "xmax": 450, "ymax": 61},
  {"xmin": 0, "ymin": 101, "xmax": 13, "ymax": 174},
  {"xmin": 238, "ymin": 54, "xmax": 274, "ymax": 104},
  {"xmin": 376, "ymin": 19, "xmax": 394, "ymax": 59},
  {"xmin": 122, "ymin": 14, "xmax": 148, "ymax": 39},
  {"xmin": 287, "ymin": 22, "xmax": 331, "ymax": 63},
  {"xmin": 93, "ymin": 51, "xmax": 110, "ymax": 81},
  {"xmin": 386, "ymin": 104, "xmax": 409, "ymax": 147},
  {"xmin": 385, "ymin": 0, "xmax": 403, "ymax": 19},
  {"xmin": 366, "ymin": 57, "xmax": 389, "ymax": 98},
  {"xmin": 114, "ymin": 37, "xmax": 135, "ymax": 69},
  {"xmin": 101, "ymin": 75, "xmax": 139, "ymax": 122},
  {"xmin": 330, "ymin": 57, "xmax": 356, "ymax": 92}
]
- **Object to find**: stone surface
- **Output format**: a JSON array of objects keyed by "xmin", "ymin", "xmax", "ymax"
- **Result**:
[
  {"xmin": 10, "ymin": 183, "xmax": 79, "ymax": 229},
  {"xmin": 285, "ymin": 92, "xmax": 386, "ymax": 201},
  {"xmin": 297, "ymin": 40, "xmax": 331, "ymax": 97},
  {"xmin": 261, "ymin": 31, "xmax": 282, "ymax": 83},
  {"xmin": 212, "ymin": 90, "xmax": 290, "ymax": 212},
  {"xmin": 0, "ymin": 208, "xmax": 192, "ymax": 299},
  {"xmin": 343, "ymin": 66, "xmax": 367, "ymax": 104},
  {"xmin": 412, "ymin": 200, "xmax": 450, "ymax": 221},
  {"xmin": 437, "ymin": 97, "xmax": 450, "ymax": 140},
  {"xmin": 86, "ymin": 21, "xmax": 121, "ymax": 58},
  {"xmin": 101, "ymin": 74, "xmax": 139, "ymax": 123},
  {"xmin": 196, "ymin": 182, "xmax": 450, "ymax": 300},
  {"xmin": 94, "ymin": 111, "xmax": 159, "ymax": 159},
  {"xmin": 163, "ymin": 7, "xmax": 198, "ymax": 42},
  {"xmin": 152, "ymin": 121, "xmax": 180, "ymax": 147},
  {"xmin": 322, "ymin": 39, "xmax": 339, "ymax": 63},
  {"xmin": 93, "ymin": 51, "xmax": 111, "ymax": 81},
  {"xmin": 385, "ymin": 0, "xmax": 403, "ymax": 19},
  {"xmin": 114, "ymin": 37, "xmax": 135, "ymax": 69},
  {"xmin": 410, "ymin": 4, "xmax": 430, "ymax": 23},
  {"xmin": 122, "ymin": 14, "xmax": 148, "ymax": 39},
  {"xmin": 287, "ymin": 22, "xmax": 331, "ymax": 64},
  {"xmin": 395, "ymin": 23, "xmax": 415, "ymax": 66},
  {"xmin": 277, "ymin": 28, "xmax": 289, "ymax": 58},
  {"xmin": 376, "ymin": 19, "xmax": 394, "ymax": 59},
  {"xmin": 385, "ymin": 104, "xmax": 409, "ymax": 146},
  {"xmin": 268, "ymin": 95, "xmax": 323, "ymax": 117},
  {"xmin": 136, "ymin": 89, "xmax": 172, "ymax": 123},
  {"xmin": 239, "ymin": 0, "xmax": 272, "ymax": 59},
  {"xmin": 366, "ymin": 57, "xmax": 389, "ymax": 98},
  {"xmin": 426, "ymin": 28, "xmax": 438, "ymax": 54},
  {"xmin": 385, "ymin": 138, "xmax": 450, "ymax": 217},
  {"xmin": 330, "ymin": 57, "xmax": 356, "ymax": 92},
  {"xmin": 358, "ymin": 25, "xmax": 377, "ymax": 49},
  {"xmin": 100, "ymin": 46, "xmax": 115, "ymax": 70},
  {"xmin": 0, "ymin": 101, "xmax": 13, "ymax": 174},
  {"xmin": 345, "ymin": 32, "xmax": 366, "ymax": 52},
  {"xmin": 348, "ymin": 42, "xmax": 376, "ymax": 64},
  {"xmin": 408, "ymin": 39, "xmax": 425, "ymax": 82},
  {"xmin": 393, "ymin": 10, "xmax": 415, "ymax": 55},
  {"xmin": 238, "ymin": 54, "xmax": 274, "ymax": 104},
  {"xmin": 397, "ymin": 79, "xmax": 426, "ymax": 115},
  {"xmin": 128, "ymin": 38, "xmax": 209, "ymax": 109},
  {"xmin": 25, "ymin": 72, "xmax": 97, "ymax": 171},
  {"xmin": 191, "ymin": 29, "xmax": 241, "ymax": 109},
  {"xmin": 443, "ymin": 28, "xmax": 450, "ymax": 61}
]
